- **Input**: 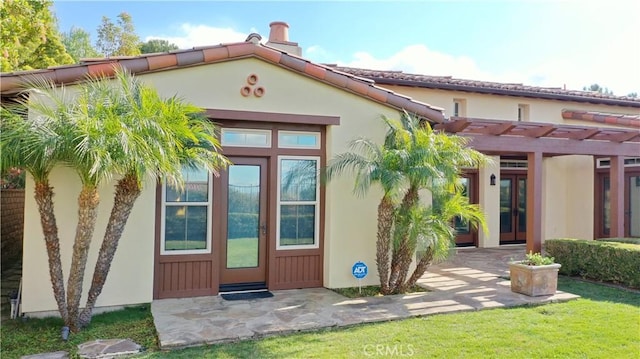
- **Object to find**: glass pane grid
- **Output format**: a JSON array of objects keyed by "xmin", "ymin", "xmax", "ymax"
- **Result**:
[
  {"xmin": 278, "ymin": 131, "xmax": 320, "ymax": 149},
  {"xmin": 164, "ymin": 205, "xmax": 208, "ymax": 251},
  {"xmin": 162, "ymin": 166, "xmax": 211, "ymax": 254},
  {"xmin": 278, "ymin": 157, "xmax": 320, "ymax": 248},
  {"xmin": 221, "ymin": 128, "xmax": 271, "ymax": 147}
]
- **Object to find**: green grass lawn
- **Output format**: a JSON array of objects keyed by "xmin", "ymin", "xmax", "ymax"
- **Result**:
[
  {"xmin": 1, "ymin": 277, "xmax": 638, "ymax": 359},
  {"xmin": 226, "ymin": 237, "xmax": 258, "ymax": 268}
]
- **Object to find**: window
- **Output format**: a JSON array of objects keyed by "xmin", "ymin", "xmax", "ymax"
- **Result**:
[
  {"xmin": 453, "ymin": 99, "xmax": 466, "ymax": 117},
  {"xmin": 161, "ymin": 167, "xmax": 212, "ymax": 254},
  {"xmin": 278, "ymin": 131, "xmax": 321, "ymax": 149},
  {"xmin": 517, "ymin": 104, "xmax": 530, "ymax": 121},
  {"xmin": 597, "ymin": 157, "xmax": 640, "ymax": 168},
  {"xmin": 277, "ymin": 156, "xmax": 320, "ymax": 249},
  {"xmin": 221, "ymin": 128, "xmax": 271, "ymax": 147}
]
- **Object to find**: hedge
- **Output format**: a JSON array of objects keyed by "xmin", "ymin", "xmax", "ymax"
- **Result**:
[
  {"xmin": 546, "ymin": 238, "xmax": 640, "ymax": 288},
  {"xmin": 597, "ymin": 237, "xmax": 640, "ymax": 245}
]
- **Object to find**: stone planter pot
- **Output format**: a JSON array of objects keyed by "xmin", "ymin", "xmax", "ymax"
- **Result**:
[{"xmin": 509, "ymin": 261, "xmax": 561, "ymax": 296}]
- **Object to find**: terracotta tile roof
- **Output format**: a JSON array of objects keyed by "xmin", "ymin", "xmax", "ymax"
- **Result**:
[
  {"xmin": 562, "ymin": 109, "xmax": 640, "ymax": 129},
  {"xmin": 330, "ymin": 66, "xmax": 640, "ymax": 108},
  {"xmin": 0, "ymin": 41, "xmax": 444, "ymax": 123}
]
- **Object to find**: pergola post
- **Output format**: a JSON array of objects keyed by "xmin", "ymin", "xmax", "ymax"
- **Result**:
[
  {"xmin": 609, "ymin": 156, "xmax": 625, "ymax": 238},
  {"xmin": 526, "ymin": 151, "xmax": 543, "ymax": 254}
]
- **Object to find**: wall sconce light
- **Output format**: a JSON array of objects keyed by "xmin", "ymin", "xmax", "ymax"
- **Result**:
[{"xmin": 490, "ymin": 174, "xmax": 496, "ymax": 186}]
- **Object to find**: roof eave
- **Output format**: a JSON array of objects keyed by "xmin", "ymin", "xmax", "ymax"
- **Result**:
[{"xmin": 365, "ymin": 78, "xmax": 640, "ymax": 108}]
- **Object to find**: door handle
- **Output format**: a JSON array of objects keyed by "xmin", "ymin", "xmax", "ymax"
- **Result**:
[{"xmin": 260, "ymin": 223, "xmax": 267, "ymax": 235}]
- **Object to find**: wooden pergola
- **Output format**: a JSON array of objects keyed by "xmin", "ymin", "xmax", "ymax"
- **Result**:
[{"xmin": 435, "ymin": 117, "xmax": 640, "ymax": 253}]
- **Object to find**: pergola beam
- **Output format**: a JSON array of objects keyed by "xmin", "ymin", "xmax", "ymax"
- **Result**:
[
  {"xmin": 526, "ymin": 152, "xmax": 543, "ymax": 254},
  {"xmin": 434, "ymin": 119, "xmax": 470, "ymax": 133},
  {"xmin": 462, "ymin": 134, "xmax": 640, "ymax": 157}
]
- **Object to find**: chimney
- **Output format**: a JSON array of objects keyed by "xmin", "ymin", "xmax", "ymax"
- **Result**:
[{"xmin": 266, "ymin": 21, "xmax": 302, "ymax": 56}]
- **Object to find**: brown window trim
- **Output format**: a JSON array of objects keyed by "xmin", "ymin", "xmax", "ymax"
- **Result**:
[{"xmin": 206, "ymin": 108, "xmax": 340, "ymax": 126}]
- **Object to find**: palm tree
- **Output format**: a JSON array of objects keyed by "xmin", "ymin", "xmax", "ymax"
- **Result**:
[
  {"xmin": 324, "ymin": 130, "xmax": 404, "ymax": 294},
  {"xmin": 2, "ymin": 69, "xmax": 228, "ymax": 332},
  {"xmin": 386, "ymin": 114, "xmax": 487, "ymax": 293},
  {"xmin": 1, "ymin": 103, "xmax": 74, "ymax": 322},
  {"xmin": 326, "ymin": 113, "xmax": 488, "ymax": 295},
  {"xmin": 78, "ymin": 71, "xmax": 228, "ymax": 327}
]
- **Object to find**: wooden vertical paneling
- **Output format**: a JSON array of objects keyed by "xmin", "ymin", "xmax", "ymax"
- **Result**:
[
  {"xmin": 272, "ymin": 252, "xmax": 321, "ymax": 289},
  {"xmin": 156, "ymin": 259, "xmax": 214, "ymax": 298}
]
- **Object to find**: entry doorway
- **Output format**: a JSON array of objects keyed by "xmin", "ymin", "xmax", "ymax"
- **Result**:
[
  {"xmin": 219, "ymin": 157, "xmax": 269, "ymax": 291},
  {"xmin": 595, "ymin": 170, "xmax": 640, "ymax": 238},
  {"xmin": 454, "ymin": 173, "xmax": 478, "ymax": 246},
  {"xmin": 500, "ymin": 174, "xmax": 527, "ymax": 244}
]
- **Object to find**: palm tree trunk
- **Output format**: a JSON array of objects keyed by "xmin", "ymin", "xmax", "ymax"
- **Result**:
[
  {"xmin": 79, "ymin": 174, "xmax": 141, "ymax": 327},
  {"xmin": 66, "ymin": 186, "xmax": 100, "ymax": 332},
  {"xmin": 376, "ymin": 195, "xmax": 394, "ymax": 295},
  {"xmin": 402, "ymin": 246, "xmax": 435, "ymax": 292},
  {"xmin": 33, "ymin": 181, "xmax": 68, "ymax": 322},
  {"xmin": 388, "ymin": 187, "xmax": 419, "ymax": 293}
]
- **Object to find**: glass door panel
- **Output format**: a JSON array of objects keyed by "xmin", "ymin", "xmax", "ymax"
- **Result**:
[
  {"xmin": 226, "ymin": 165, "xmax": 260, "ymax": 268},
  {"xmin": 629, "ymin": 176, "xmax": 640, "ymax": 237},
  {"xmin": 454, "ymin": 178, "xmax": 471, "ymax": 235},
  {"xmin": 602, "ymin": 177, "xmax": 611, "ymax": 236},
  {"xmin": 500, "ymin": 178, "xmax": 513, "ymax": 234},
  {"xmin": 219, "ymin": 157, "xmax": 268, "ymax": 288},
  {"xmin": 596, "ymin": 171, "xmax": 640, "ymax": 238},
  {"xmin": 517, "ymin": 177, "xmax": 527, "ymax": 237},
  {"xmin": 500, "ymin": 174, "xmax": 527, "ymax": 243}
]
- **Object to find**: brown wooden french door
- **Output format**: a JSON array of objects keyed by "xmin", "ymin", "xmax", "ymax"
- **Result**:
[
  {"xmin": 595, "ymin": 170, "xmax": 640, "ymax": 238},
  {"xmin": 454, "ymin": 173, "xmax": 478, "ymax": 246},
  {"xmin": 500, "ymin": 174, "xmax": 527, "ymax": 243},
  {"xmin": 219, "ymin": 157, "xmax": 268, "ymax": 290}
]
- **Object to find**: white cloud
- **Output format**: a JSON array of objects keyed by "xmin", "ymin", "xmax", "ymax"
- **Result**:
[
  {"xmin": 340, "ymin": 45, "xmax": 497, "ymax": 81},
  {"xmin": 337, "ymin": 44, "xmax": 640, "ymax": 96},
  {"xmin": 145, "ymin": 23, "xmax": 248, "ymax": 49}
]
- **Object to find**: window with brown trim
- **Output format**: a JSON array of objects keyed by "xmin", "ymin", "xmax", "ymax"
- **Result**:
[
  {"xmin": 277, "ymin": 156, "xmax": 320, "ymax": 249},
  {"xmin": 161, "ymin": 167, "xmax": 213, "ymax": 254}
]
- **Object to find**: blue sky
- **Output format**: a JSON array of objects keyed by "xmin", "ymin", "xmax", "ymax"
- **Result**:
[{"xmin": 52, "ymin": 1, "xmax": 640, "ymax": 95}]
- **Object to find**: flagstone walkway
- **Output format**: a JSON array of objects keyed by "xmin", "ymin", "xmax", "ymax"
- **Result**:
[{"xmin": 151, "ymin": 246, "xmax": 578, "ymax": 349}]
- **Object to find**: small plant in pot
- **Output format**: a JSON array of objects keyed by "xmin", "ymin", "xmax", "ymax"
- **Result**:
[{"xmin": 509, "ymin": 252, "xmax": 561, "ymax": 296}]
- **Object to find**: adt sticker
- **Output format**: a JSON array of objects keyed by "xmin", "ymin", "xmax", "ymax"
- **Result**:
[{"xmin": 352, "ymin": 261, "xmax": 368, "ymax": 279}]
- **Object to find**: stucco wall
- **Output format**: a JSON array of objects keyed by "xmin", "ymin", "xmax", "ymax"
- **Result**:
[
  {"xmin": 21, "ymin": 58, "xmax": 405, "ymax": 313},
  {"xmin": 382, "ymin": 85, "xmax": 638, "ymax": 242},
  {"xmin": 142, "ymin": 58, "xmax": 402, "ymax": 289},
  {"xmin": 22, "ymin": 168, "xmax": 156, "ymax": 314},
  {"xmin": 23, "ymin": 57, "xmax": 634, "ymax": 313},
  {"xmin": 381, "ymin": 85, "xmax": 639, "ymax": 126}
]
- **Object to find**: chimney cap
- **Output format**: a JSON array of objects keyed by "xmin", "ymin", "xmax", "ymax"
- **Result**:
[
  {"xmin": 269, "ymin": 21, "xmax": 290, "ymax": 28},
  {"xmin": 268, "ymin": 21, "xmax": 291, "ymax": 43}
]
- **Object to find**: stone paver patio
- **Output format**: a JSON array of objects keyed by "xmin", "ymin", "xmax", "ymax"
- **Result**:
[{"xmin": 151, "ymin": 246, "xmax": 578, "ymax": 349}]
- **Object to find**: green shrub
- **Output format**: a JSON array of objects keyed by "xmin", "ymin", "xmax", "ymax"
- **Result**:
[
  {"xmin": 597, "ymin": 237, "xmax": 640, "ymax": 245},
  {"xmin": 522, "ymin": 251, "xmax": 555, "ymax": 265},
  {"xmin": 546, "ymin": 238, "xmax": 640, "ymax": 288}
]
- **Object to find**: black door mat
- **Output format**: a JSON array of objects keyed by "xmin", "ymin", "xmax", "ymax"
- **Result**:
[{"xmin": 221, "ymin": 291, "xmax": 274, "ymax": 301}]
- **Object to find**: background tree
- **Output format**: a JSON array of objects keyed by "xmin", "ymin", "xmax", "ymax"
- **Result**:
[
  {"xmin": 582, "ymin": 83, "xmax": 613, "ymax": 95},
  {"xmin": 1, "ymin": 70, "xmax": 228, "ymax": 332},
  {"xmin": 0, "ymin": 0, "xmax": 73, "ymax": 71},
  {"xmin": 139, "ymin": 39, "xmax": 179, "ymax": 54},
  {"xmin": 96, "ymin": 12, "xmax": 140, "ymax": 57},
  {"xmin": 626, "ymin": 92, "xmax": 638, "ymax": 98},
  {"xmin": 62, "ymin": 27, "xmax": 100, "ymax": 62}
]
